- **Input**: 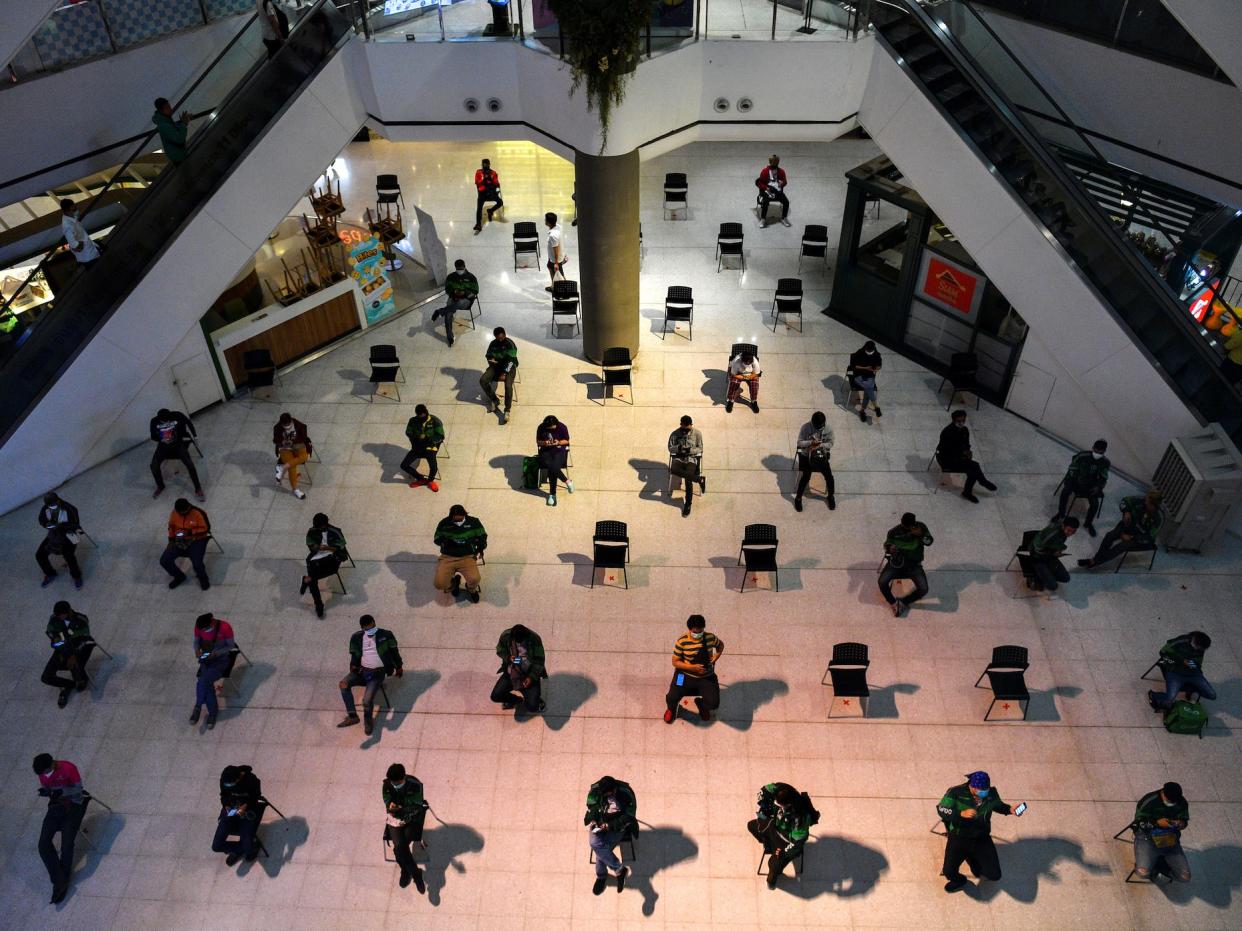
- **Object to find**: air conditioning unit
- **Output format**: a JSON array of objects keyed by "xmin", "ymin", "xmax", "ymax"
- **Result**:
[{"xmin": 1151, "ymin": 423, "xmax": 1242, "ymax": 553}]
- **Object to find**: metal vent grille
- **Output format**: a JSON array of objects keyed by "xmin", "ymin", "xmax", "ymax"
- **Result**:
[{"xmin": 1152, "ymin": 443, "xmax": 1194, "ymax": 522}]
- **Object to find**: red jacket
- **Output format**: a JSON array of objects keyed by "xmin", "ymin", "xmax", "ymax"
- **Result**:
[
  {"xmin": 475, "ymin": 168, "xmax": 500, "ymax": 194},
  {"xmin": 755, "ymin": 166, "xmax": 788, "ymax": 192},
  {"xmin": 273, "ymin": 418, "xmax": 312, "ymax": 453}
]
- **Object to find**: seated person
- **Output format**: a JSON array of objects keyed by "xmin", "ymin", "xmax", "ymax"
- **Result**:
[
  {"xmin": 212, "ymin": 765, "xmax": 262, "ymax": 865},
  {"xmin": 338, "ymin": 615, "xmax": 403, "ymax": 736},
  {"xmin": 33, "ymin": 753, "xmax": 87, "ymax": 904},
  {"xmin": 42, "ymin": 601, "xmax": 94, "ymax": 708},
  {"xmin": 149, "ymin": 408, "xmax": 203, "ymax": 500},
  {"xmin": 479, "ymin": 326, "xmax": 518, "ymax": 423},
  {"xmin": 273, "ymin": 412, "xmax": 312, "ymax": 500},
  {"xmin": 1023, "ymin": 516, "xmax": 1078, "ymax": 592},
  {"xmin": 191, "ymin": 613, "xmax": 236, "ymax": 728},
  {"xmin": 1053, "ymin": 439, "xmax": 1109, "ymax": 536},
  {"xmin": 668, "ymin": 415, "xmax": 706, "ymax": 517},
  {"xmin": 584, "ymin": 776, "xmax": 636, "ymax": 895},
  {"xmin": 430, "ymin": 259, "xmax": 478, "ymax": 346},
  {"xmin": 433, "ymin": 505, "xmax": 486, "ymax": 603},
  {"xmin": 160, "ymin": 498, "xmax": 211, "ymax": 590},
  {"xmin": 726, "ymin": 350, "xmax": 761, "ymax": 413},
  {"xmin": 384, "ymin": 763, "xmax": 427, "ymax": 893},
  {"xmin": 1147, "ymin": 631, "xmax": 1216, "ymax": 712},
  {"xmin": 36, "ymin": 492, "xmax": 83, "ymax": 589},
  {"xmin": 1132, "ymin": 782, "xmax": 1190, "ymax": 882},
  {"xmin": 301, "ymin": 513, "xmax": 348, "ymax": 618},
  {"xmin": 402, "ymin": 405, "xmax": 444, "ymax": 491},
  {"xmin": 879, "ymin": 513, "xmax": 933, "ymax": 618},
  {"xmin": 664, "ymin": 614, "xmax": 724, "ymax": 724},
  {"xmin": 748, "ymin": 782, "xmax": 816, "ymax": 889},
  {"xmin": 794, "ymin": 411, "xmax": 835, "ymax": 512},
  {"xmin": 490, "ymin": 624, "xmax": 547, "ymax": 713},
  {"xmin": 848, "ymin": 341, "xmax": 882, "ymax": 421},
  {"xmin": 1078, "ymin": 490, "xmax": 1164, "ymax": 569},
  {"xmin": 537, "ymin": 415, "xmax": 572, "ymax": 507},
  {"xmin": 936, "ymin": 410, "xmax": 997, "ymax": 503},
  {"xmin": 754, "ymin": 155, "xmax": 789, "ymax": 227}
]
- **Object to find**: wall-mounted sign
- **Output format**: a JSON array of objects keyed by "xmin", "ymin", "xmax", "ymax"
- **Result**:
[{"xmin": 917, "ymin": 252, "xmax": 983, "ymax": 321}]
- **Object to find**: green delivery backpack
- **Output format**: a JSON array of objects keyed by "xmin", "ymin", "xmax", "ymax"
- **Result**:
[
  {"xmin": 521, "ymin": 456, "xmax": 540, "ymax": 490},
  {"xmin": 1163, "ymin": 700, "xmax": 1206, "ymax": 737}
]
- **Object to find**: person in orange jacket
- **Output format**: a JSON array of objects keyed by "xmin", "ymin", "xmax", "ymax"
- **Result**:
[
  {"xmin": 161, "ymin": 498, "xmax": 212, "ymax": 590},
  {"xmin": 473, "ymin": 158, "xmax": 503, "ymax": 232}
]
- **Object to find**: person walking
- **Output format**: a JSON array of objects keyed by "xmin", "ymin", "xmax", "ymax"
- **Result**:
[
  {"xmin": 937, "ymin": 771, "xmax": 1022, "ymax": 893},
  {"xmin": 1023, "ymin": 516, "xmax": 1078, "ymax": 592},
  {"xmin": 431, "ymin": 259, "xmax": 478, "ymax": 346},
  {"xmin": 848, "ymin": 340, "xmax": 882, "ymax": 421},
  {"xmin": 160, "ymin": 497, "xmax": 212, "ymax": 590},
  {"xmin": 472, "ymin": 158, "xmax": 503, "ymax": 232},
  {"xmin": 36, "ymin": 492, "xmax": 83, "ymax": 589},
  {"xmin": 152, "ymin": 97, "xmax": 191, "ymax": 164},
  {"xmin": 42, "ymin": 601, "xmax": 94, "ymax": 708},
  {"xmin": 212, "ymin": 765, "xmax": 262, "ymax": 865},
  {"xmin": 755, "ymin": 155, "xmax": 790, "ymax": 228},
  {"xmin": 1147, "ymin": 631, "xmax": 1216, "ymax": 712},
  {"xmin": 33, "ymin": 753, "xmax": 87, "ymax": 904},
  {"xmin": 879, "ymin": 512, "xmax": 933, "ymax": 617},
  {"xmin": 668, "ymin": 415, "xmax": 706, "ymax": 517},
  {"xmin": 1053, "ymin": 439, "xmax": 1110, "ymax": 535},
  {"xmin": 545, "ymin": 212, "xmax": 568, "ymax": 291},
  {"xmin": 191, "ymin": 612, "xmax": 235, "ymax": 729},
  {"xmin": 384, "ymin": 763, "xmax": 428, "ymax": 893},
  {"xmin": 936, "ymin": 409, "xmax": 997, "ymax": 503},
  {"xmin": 273, "ymin": 412, "xmax": 312, "ymax": 500},
  {"xmin": 480, "ymin": 326, "xmax": 518, "ymax": 424},
  {"xmin": 584, "ymin": 776, "xmax": 636, "ymax": 895},
  {"xmin": 59, "ymin": 199, "xmax": 100, "ymax": 268},
  {"xmin": 401, "ymin": 404, "xmax": 444, "ymax": 491},
  {"xmin": 1131, "ymin": 782, "xmax": 1191, "ymax": 882},
  {"xmin": 490, "ymin": 624, "xmax": 547, "ymax": 712},
  {"xmin": 150, "ymin": 407, "xmax": 204, "ymax": 500},
  {"xmin": 794, "ymin": 411, "xmax": 835, "ymax": 512},
  {"xmin": 433, "ymin": 504, "xmax": 486, "ymax": 603},
  {"xmin": 1078, "ymin": 489, "xmax": 1164, "ymax": 569},
  {"xmin": 747, "ymin": 782, "xmax": 817, "ymax": 889},
  {"xmin": 537, "ymin": 414, "xmax": 572, "ymax": 507},
  {"xmin": 664, "ymin": 614, "xmax": 724, "ymax": 724},
  {"xmin": 301, "ymin": 512, "xmax": 348, "ymax": 618},
  {"xmin": 338, "ymin": 615, "xmax": 404, "ymax": 736}
]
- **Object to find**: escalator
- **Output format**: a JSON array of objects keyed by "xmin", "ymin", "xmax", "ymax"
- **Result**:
[
  {"xmin": 866, "ymin": 0, "xmax": 1242, "ymax": 453},
  {"xmin": 0, "ymin": 0, "xmax": 355, "ymax": 449}
]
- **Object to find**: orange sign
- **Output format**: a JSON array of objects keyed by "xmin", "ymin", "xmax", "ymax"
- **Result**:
[{"xmin": 921, "ymin": 258, "xmax": 979, "ymax": 315}]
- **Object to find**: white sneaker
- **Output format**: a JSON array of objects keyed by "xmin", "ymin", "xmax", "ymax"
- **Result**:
[
  {"xmin": 293, "ymin": 488, "xmax": 306, "ymax": 500},
  {"xmin": 546, "ymin": 494, "xmax": 556, "ymax": 507},
  {"xmin": 566, "ymin": 479, "xmax": 574, "ymax": 494},
  {"xmin": 779, "ymin": 218, "xmax": 792, "ymax": 227},
  {"xmin": 275, "ymin": 465, "xmax": 285, "ymax": 484}
]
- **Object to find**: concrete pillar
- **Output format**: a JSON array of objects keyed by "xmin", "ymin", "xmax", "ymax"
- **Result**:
[{"xmin": 574, "ymin": 148, "xmax": 640, "ymax": 363}]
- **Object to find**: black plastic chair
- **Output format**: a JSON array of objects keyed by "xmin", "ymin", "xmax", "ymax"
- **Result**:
[
  {"xmin": 771, "ymin": 278, "xmax": 803, "ymax": 332},
  {"xmin": 798, "ymin": 224, "xmax": 829, "ymax": 273},
  {"xmin": 663, "ymin": 285, "xmax": 694, "ymax": 340},
  {"xmin": 243, "ymin": 349, "xmax": 277, "ymax": 393},
  {"xmin": 738, "ymin": 523, "xmax": 779, "ymax": 593},
  {"xmin": 601, "ymin": 347, "xmax": 634, "ymax": 405},
  {"xmin": 551, "ymin": 280, "xmax": 580, "ymax": 336},
  {"xmin": 1115, "ymin": 542, "xmax": 1158, "ymax": 573},
  {"xmin": 822, "ymin": 642, "xmax": 870, "ymax": 717},
  {"xmin": 376, "ymin": 173, "xmax": 405, "ymax": 209},
  {"xmin": 984, "ymin": 668, "xmax": 1030, "ymax": 720},
  {"xmin": 730, "ymin": 342, "xmax": 758, "ymax": 364},
  {"xmin": 974, "ymin": 645, "xmax": 1029, "ymax": 687},
  {"xmin": 938, "ymin": 351, "xmax": 980, "ymax": 410},
  {"xmin": 663, "ymin": 172, "xmax": 688, "ymax": 219},
  {"xmin": 368, "ymin": 344, "xmax": 403, "ymax": 402},
  {"xmin": 591, "ymin": 520, "xmax": 630, "ymax": 589},
  {"xmin": 716, "ymin": 222, "xmax": 745, "ymax": 273},
  {"xmin": 513, "ymin": 221, "xmax": 540, "ymax": 270},
  {"xmin": 1005, "ymin": 529, "xmax": 1039, "ymax": 573}
]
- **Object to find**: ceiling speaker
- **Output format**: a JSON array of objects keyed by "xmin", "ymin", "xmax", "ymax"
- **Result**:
[
  {"xmin": 464, "ymin": 98, "xmax": 480, "ymax": 113},
  {"xmin": 737, "ymin": 97, "xmax": 754, "ymax": 113},
  {"xmin": 486, "ymin": 98, "xmax": 502, "ymax": 113},
  {"xmin": 713, "ymin": 97, "xmax": 730, "ymax": 113}
]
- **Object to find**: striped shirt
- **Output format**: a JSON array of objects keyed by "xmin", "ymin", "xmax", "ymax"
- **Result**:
[{"xmin": 673, "ymin": 631, "xmax": 723, "ymax": 678}]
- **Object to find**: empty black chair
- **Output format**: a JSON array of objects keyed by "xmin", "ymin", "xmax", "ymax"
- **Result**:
[
  {"xmin": 369, "ymin": 344, "xmax": 403, "ymax": 402},
  {"xmin": 822, "ymin": 642, "xmax": 870, "ymax": 717},
  {"xmin": 737, "ymin": 523, "xmax": 778, "ymax": 593},
  {"xmin": 663, "ymin": 172, "xmax": 688, "ymax": 219},
  {"xmin": 601, "ymin": 347, "xmax": 633, "ymax": 404},
  {"xmin": 376, "ymin": 173, "xmax": 405, "ymax": 209},
  {"xmin": 798, "ymin": 224, "xmax": 829, "ymax": 273},
  {"xmin": 974, "ymin": 645, "xmax": 1029, "ymax": 687},
  {"xmin": 591, "ymin": 520, "xmax": 630, "ymax": 589},
  {"xmin": 513, "ymin": 221, "xmax": 540, "ymax": 270},
  {"xmin": 939, "ymin": 351, "xmax": 980, "ymax": 410},
  {"xmin": 551, "ymin": 279, "xmax": 580, "ymax": 336},
  {"xmin": 771, "ymin": 277, "xmax": 803, "ymax": 332},
  {"xmin": 716, "ymin": 222, "xmax": 745, "ymax": 273},
  {"xmin": 983, "ymin": 668, "xmax": 1030, "ymax": 721},
  {"xmin": 243, "ymin": 349, "xmax": 277, "ymax": 392},
  {"xmin": 663, "ymin": 285, "xmax": 694, "ymax": 340}
]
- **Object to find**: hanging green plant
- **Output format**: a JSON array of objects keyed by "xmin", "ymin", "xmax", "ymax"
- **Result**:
[{"xmin": 548, "ymin": 0, "xmax": 653, "ymax": 152}]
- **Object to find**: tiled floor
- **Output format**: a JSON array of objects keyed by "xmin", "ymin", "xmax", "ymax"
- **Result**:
[{"xmin": 3, "ymin": 139, "xmax": 1241, "ymax": 930}]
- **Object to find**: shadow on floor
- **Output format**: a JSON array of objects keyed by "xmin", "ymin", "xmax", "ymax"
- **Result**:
[
  {"xmin": 421, "ymin": 820, "xmax": 486, "ymax": 907},
  {"xmin": 625, "ymin": 824, "xmax": 700, "ymax": 916},
  {"xmin": 822, "ymin": 374, "xmax": 851, "ymax": 410},
  {"xmin": 489, "ymin": 454, "xmax": 530, "ymax": 491},
  {"xmin": 541, "ymin": 672, "xmax": 598, "ymax": 731},
  {"xmin": 385, "ymin": 551, "xmax": 445, "ymax": 608},
  {"xmin": 699, "ymin": 368, "xmax": 728, "ymax": 404},
  {"xmin": 335, "ymin": 368, "xmax": 375, "ymax": 401},
  {"xmin": 1157, "ymin": 844, "xmax": 1242, "ymax": 907},
  {"xmin": 961, "ymin": 835, "xmax": 1109, "ymax": 904},
  {"xmin": 760, "ymin": 452, "xmax": 801, "ymax": 500},
  {"xmin": 360, "ymin": 441, "xmax": 414, "ymax": 484},
  {"xmin": 206, "ymin": 660, "xmax": 277, "ymax": 726},
  {"xmin": 706, "ymin": 554, "xmax": 783, "ymax": 593},
  {"xmin": 781, "ymin": 835, "xmax": 889, "ymax": 898},
  {"xmin": 859, "ymin": 681, "xmax": 920, "ymax": 719},
  {"xmin": 440, "ymin": 366, "xmax": 487, "ymax": 405},
  {"xmin": 714, "ymin": 678, "xmax": 790, "ymax": 730},
  {"xmin": 630, "ymin": 458, "xmax": 678, "ymax": 507}
]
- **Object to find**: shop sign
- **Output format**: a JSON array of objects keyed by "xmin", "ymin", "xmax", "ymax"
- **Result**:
[
  {"xmin": 918, "ymin": 252, "xmax": 983, "ymax": 321},
  {"xmin": 348, "ymin": 236, "xmax": 397, "ymax": 326}
]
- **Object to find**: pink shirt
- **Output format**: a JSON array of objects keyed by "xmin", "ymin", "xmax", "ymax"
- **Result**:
[{"xmin": 39, "ymin": 760, "xmax": 82, "ymax": 791}]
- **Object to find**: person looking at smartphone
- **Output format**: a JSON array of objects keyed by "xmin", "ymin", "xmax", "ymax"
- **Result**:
[
  {"xmin": 190, "ymin": 613, "xmax": 235, "ymax": 729},
  {"xmin": 937, "ymin": 771, "xmax": 1023, "ymax": 892},
  {"xmin": 384, "ymin": 763, "xmax": 428, "ymax": 894},
  {"xmin": 664, "ymin": 615, "xmax": 724, "ymax": 724},
  {"xmin": 1131, "ymin": 781, "xmax": 1190, "ymax": 882},
  {"xmin": 584, "ymin": 776, "xmax": 636, "ymax": 895},
  {"xmin": 490, "ymin": 624, "xmax": 547, "ymax": 713},
  {"xmin": 212, "ymin": 765, "xmax": 262, "ymax": 865}
]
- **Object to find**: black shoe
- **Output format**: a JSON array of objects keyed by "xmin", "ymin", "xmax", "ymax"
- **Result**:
[
  {"xmin": 1147, "ymin": 690, "xmax": 1163, "ymax": 712},
  {"xmin": 794, "ymin": 497, "xmax": 803, "ymax": 512},
  {"xmin": 244, "ymin": 849, "xmax": 259, "ymax": 863},
  {"xmin": 199, "ymin": 578, "xmax": 211, "ymax": 591},
  {"xmin": 961, "ymin": 492, "xmax": 979, "ymax": 503},
  {"xmin": 682, "ymin": 500, "xmax": 691, "ymax": 518},
  {"xmin": 450, "ymin": 574, "xmax": 461, "ymax": 596},
  {"xmin": 337, "ymin": 714, "xmax": 360, "ymax": 728},
  {"xmin": 431, "ymin": 309, "xmax": 441, "ymax": 321},
  {"xmin": 206, "ymin": 713, "xmax": 217, "ymax": 730},
  {"xmin": 226, "ymin": 853, "xmax": 242, "ymax": 866},
  {"xmin": 50, "ymin": 882, "xmax": 68, "ymax": 904},
  {"xmin": 447, "ymin": 337, "xmax": 454, "ymax": 347},
  {"xmin": 752, "ymin": 402, "xmax": 759, "ymax": 413},
  {"xmin": 75, "ymin": 679, "xmax": 88, "ymax": 692},
  {"xmin": 363, "ymin": 718, "xmax": 374, "ymax": 736},
  {"xmin": 859, "ymin": 408, "xmax": 867, "ymax": 423},
  {"xmin": 592, "ymin": 876, "xmax": 607, "ymax": 895},
  {"xmin": 725, "ymin": 401, "xmax": 733, "ymax": 413},
  {"xmin": 874, "ymin": 406, "xmax": 882, "ymax": 418},
  {"xmin": 980, "ymin": 479, "xmax": 998, "ymax": 492},
  {"xmin": 828, "ymin": 495, "xmax": 837, "ymax": 511},
  {"xmin": 300, "ymin": 578, "xmax": 310, "ymax": 595},
  {"xmin": 698, "ymin": 476, "xmax": 707, "ymax": 493},
  {"xmin": 617, "ymin": 866, "xmax": 629, "ymax": 891},
  {"xmin": 1085, "ymin": 523, "xmax": 1097, "ymax": 537},
  {"xmin": 190, "ymin": 707, "xmax": 201, "ymax": 724},
  {"xmin": 1077, "ymin": 558, "xmax": 1094, "ymax": 568},
  {"xmin": 413, "ymin": 869, "xmax": 425, "ymax": 894},
  {"xmin": 502, "ymin": 700, "xmax": 516, "ymax": 710},
  {"xmin": 944, "ymin": 878, "xmax": 968, "ymax": 893},
  {"xmin": 168, "ymin": 576, "xmax": 186, "ymax": 590},
  {"xmin": 767, "ymin": 870, "xmax": 780, "ymax": 890},
  {"xmin": 57, "ymin": 689, "xmax": 70, "ymax": 708},
  {"xmin": 315, "ymin": 603, "xmax": 325, "ymax": 619},
  {"xmin": 538, "ymin": 700, "xmax": 547, "ymax": 712},
  {"xmin": 468, "ymin": 588, "xmax": 480, "ymax": 604},
  {"xmin": 399, "ymin": 870, "xmax": 411, "ymax": 888}
]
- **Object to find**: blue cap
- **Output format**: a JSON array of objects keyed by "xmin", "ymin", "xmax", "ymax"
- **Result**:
[{"xmin": 966, "ymin": 771, "xmax": 991, "ymax": 789}]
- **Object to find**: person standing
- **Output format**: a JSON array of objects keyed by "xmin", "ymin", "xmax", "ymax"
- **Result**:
[
  {"xmin": 879, "ymin": 512, "xmax": 933, "ymax": 617},
  {"xmin": 936, "ymin": 409, "xmax": 997, "ymax": 503},
  {"xmin": 384, "ymin": 763, "xmax": 428, "ymax": 893},
  {"xmin": 401, "ymin": 404, "xmax": 444, "ymax": 491},
  {"xmin": 754, "ymin": 155, "xmax": 790, "ymax": 228},
  {"xmin": 152, "ymin": 97, "xmax": 191, "ymax": 165},
  {"xmin": 258, "ymin": 0, "xmax": 288, "ymax": 58},
  {"xmin": 191, "ymin": 612, "xmax": 235, "ymax": 728},
  {"xmin": 150, "ymin": 407, "xmax": 204, "ymax": 500},
  {"xmin": 1131, "ymin": 782, "xmax": 1191, "ymax": 882},
  {"xmin": 1147, "ymin": 631, "xmax": 1216, "ymax": 712},
  {"xmin": 160, "ymin": 497, "xmax": 212, "ymax": 590},
  {"xmin": 937, "ymin": 771, "xmax": 1021, "ymax": 893},
  {"xmin": 537, "ymin": 414, "xmax": 572, "ymax": 507},
  {"xmin": 726, "ymin": 350, "xmax": 761, "ymax": 413},
  {"xmin": 338, "ymin": 615, "xmax": 404, "ymax": 736},
  {"xmin": 584, "ymin": 776, "xmax": 635, "ymax": 895},
  {"xmin": 1023, "ymin": 516, "xmax": 1078, "ymax": 592},
  {"xmin": 1078, "ymin": 489, "xmax": 1164, "ymax": 569},
  {"xmin": 33, "ymin": 753, "xmax": 87, "ymax": 904},
  {"xmin": 433, "ymin": 504, "xmax": 486, "ymax": 602},
  {"xmin": 473, "ymin": 158, "xmax": 503, "ymax": 232},
  {"xmin": 212, "ymin": 765, "xmax": 262, "ymax": 865},
  {"xmin": 848, "ymin": 340, "xmax": 882, "ymax": 421},
  {"xmin": 1053, "ymin": 439, "xmax": 1110, "ymax": 535},
  {"xmin": 794, "ymin": 411, "xmax": 835, "ymax": 512},
  {"xmin": 668, "ymin": 415, "xmax": 706, "ymax": 517},
  {"xmin": 664, "ymin": 614, "xmax": 724, "ymax": 724},
  {"xmin": 59, "ymin": 199, "xmax": 100, "ymax": 268},
  {"xmin": 490, "ymin": 624, "xmax": 547, "ymax": 712},
  {"xmin": 273, "ymin": 412, "xmax": 312, "ymax": 500},
  {"xmin": 748, "ymin": 782, "xmax": 817, "ymax": 889},
  {"xmin": 480, "ymin": 326, "xmax": 518, "ymax": 424},
  {"xmin": 545, "ymin": 212, "xmax": 568, "ymax": 291},
  {"xmin": 42, "ymin": 601, "xmax": 94, "ymax": 708},
  {"xmin": 36, "ymin": 492, "xmax": 83, "ymax": 589},
  {"xmin": 301, "ymin": 512, "xmax": 348, "ymax": 618}
]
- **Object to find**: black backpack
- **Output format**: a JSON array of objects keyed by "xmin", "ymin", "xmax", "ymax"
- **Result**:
[{"xmin": 800, "ymin": 792, "xmax": 821, "ymax": 827}]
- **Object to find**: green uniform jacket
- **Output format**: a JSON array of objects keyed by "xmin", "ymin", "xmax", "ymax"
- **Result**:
[
  {"xmin": 348, "ymin": 628, "xmax": 403, "ymax": 674},
  {"xmin": 305, "ymin": 523, "xmax": 348, "ymax": 558},
  {"xmin": 757, "ymin": 783, "xmax": 814, "ymax": 847},
  {"xmin": 445, "ymin": 269, "xmax": 479, "ymax": 299},
  {"xmin": 885, "ymin": 522, "xmax": 933, "ymax": 565},
  {"xmin": 1159, "ymin": 633, "xmax": 1206, "ymax": 673},
  {"xmin": 152, "ymin": 110, "xmax": 189, "ymax": 163},
  {"xmin": 1065, "ymin": 450, "xmax": 1110, "ymax": 491},
  {"xmin": 496, "ymin": 627, "xmax": 547, "ymax": 678},
  {"xmin": 46, "ymin": 611, "xmax": 91, "ymax": 651},
  {"xmin": 383, "ymin": 776, "xmax": 426, "ymax": 823},
  {"xmin": 485, "ymin": 337, "xmax": 519, "ymax": 369},
  {"xmin": 1030, "ymin": 520, "xmax": 1069, "ymax": 557},
  {"xmin": 1119, "ymin": 495, "xmax": 1164, "ymax": 542},
  {"xmin": 584, "ymin": 779, "xmax": 637, "ymax": 833},
  {"xmin": 937, "ymin": 783, "xmax": 1012, "ymax": 837},
  {"xmin": 434, "ymin": 515, "xmax": 487, "ymax": 557},
  {"xmin": 406, "ymin": 414, "xmax": 445, "ymax": 451},
  {"xmin": 1134, "ymin": 789, "xmax": 1188, "ymax": 838}
]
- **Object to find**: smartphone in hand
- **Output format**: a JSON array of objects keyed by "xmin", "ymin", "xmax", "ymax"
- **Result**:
[{"xmin": 1014, "ymin": 802, "xmax": 1027, "ymax": 816}]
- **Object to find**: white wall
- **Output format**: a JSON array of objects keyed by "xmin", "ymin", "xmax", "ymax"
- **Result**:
[
  {"xmin": 860, "ymin": 43, "xmax": 1200, "ymax": 479},
  {"xmin": 1159, "ymin": 0, "xmax": 1242, "ymax": 92},
  {"xmin": 0, "ymin": 0, "xmax": 60, "ymax": 73}
]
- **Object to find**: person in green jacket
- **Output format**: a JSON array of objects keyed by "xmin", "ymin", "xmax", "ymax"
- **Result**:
[
  {"xmin": 383, "ymin": 763, "xmax": 427, "ymax": 894},
  {"xmin": 878, "ymin": 512, "xmax": 933, "ymax": 617},
  {"xmin": 937, "ymin": 771, "xmax": 1022, "ymax": 892},
  {"xmin": 430, "ymin": 259, "xmax": 478, "ymax": 347},
  {"xmin": 1147, "ymin": 631, "xmax": 1216, "ymax": 712},
  {"xmin": 748, "ymin": 782, "xmax": 817, "ymax": 889},
  {"xmin": 42, "ymin": 601, "xmax": 94, "ymax": 708},
  {"xmin": 480, "ymin": 326, "xmax": 518, "ymax": 423},
  {"xmin": 584, "ymin": 776, "xmax": 636, "ymax": 895},
  {"xmin": 1053, "ymin": 439, "xmax": 1110, "ymax": 535},
  {"xmin": 1131, "ymin": 781, "xmax": 1190, "ymax": 881},
  {"xmin": 1023, "ymin": 515, "xmax": 1079, "ymax": 592},
  {"xmin": 152, "ymin": 97, "xmax": 191, "ymax": 164},
  {"xmin": 401, "ymin": 404, "xmax": 445, "ymax": 491},
  {"xmin": 338, "ymin": 615, "xmax": 403, "ymax": 735},
  {"xmin": 300, "ymin": 512, "xmax": 348, "ymax": 618},
  {"xmin": 490, "ymin": 624, "xmax": 547, "ymax": 713},
  {"xmin": 1078, "ymin": 489, "xmax": 1164, "ymax": 569},
  {"xmin": 433, "ymin": 505, "xmax": 486, "ymax": 603}
]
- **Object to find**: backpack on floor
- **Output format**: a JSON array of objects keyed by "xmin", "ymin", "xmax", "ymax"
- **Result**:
[
  {"xmin": 1163, "ymin": 699, "xmax": 1206, "ymax": 736},
  {"xmin": 521, "ymin": 456, "xmax": 540, "ymax": 490}
]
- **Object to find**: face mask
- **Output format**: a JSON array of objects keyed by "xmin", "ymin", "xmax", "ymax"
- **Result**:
[
  {"xmin": 391, "ymin": 780, "xmax": 405, "ymax": 790},
  {"xmin": 453, "ymin": 520, "xmax": 465, "ymax": 527},
  {"xmin": 223, "ymin": 782, "xmax": 236, "ymax": 789},
  {"xmin": 975, "ymin": 788, "xmax": 990, "ymax": 799},
  {"xmin": 365, "ymin": 628, "xmax": 377, "ymax": 638},
  {"xmin": 1092, "ymin": 452, "xmax": 1104, "ymax": 459},
  {"xmin": 690, "ymin": 631, "xmax": 704, "ymax": 640}
]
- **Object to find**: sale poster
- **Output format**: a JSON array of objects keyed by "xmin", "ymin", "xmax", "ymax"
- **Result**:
[{"xmin": 348, "ymin": 235, "xmax": 398, "ymax": 325}]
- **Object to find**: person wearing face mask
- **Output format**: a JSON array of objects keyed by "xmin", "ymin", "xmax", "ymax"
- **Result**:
[
  {"xmin": 937, "ymin": 771, "xmax": 1022, "ymax": 893},
  {"xmin": 33, "ymin": 753, "xmax": 87, "ymax": 904},
  {"xmin": 748, "ymin": 782, "xmax": 818, "ymax": 889},
  {"xmin": 491, "ymin": 624, "xmax": 547, "ymax": 713},
  {"xmin": 584, "ymin": 776, "xmax": 636, "ymax": 895},
  {"xmin": 433, "ymin": 504, "xmax": 487, "ymax": 603},
  {"xmin": 36, "ymin": 492, "xmax": 83, "ymax": 589},
  {"xmin": 1078, "ymin": 489, "xmax": 1165, "ymax": 570},
  {"xmin": 301, "ymin": 513, "xmax": 348, "ymax": 618},
  {"xmin": 1022, "ymin": 515, "xmax": 1079, "ymax": 592},
  {"xmin": 191, "ymin": 612, "xmax": 235, "ymax": 729},
  {"xmin": 847, "ymin": 341, "xmax": 883, "ymax": 422},
  {"xmin": 664, "ymin": 614, "xmax": 724, "ymax": 724},
  {"xmin": 879, "ymin": 512, "xmax": 933, "ymax": 618},
  {"xmin": 936, "ymin": 410, "xmax": 997, "ymax": 503},
  {"xmin": 212, "ymin": 765, "xmax": 262, "ymax": 865},
  {"xmin": 384, "ymin": 763, "xmax": 428, "ymax": 893},
  {"xmin": 338, "ymin": 615, "xmax": 404, "ymax": 735},
  {"xmin": 794, "ymin": 411, "xmax": 835, "ymax": 512},
  {"xmin": 1132, "ymin": 781, "xmax": 1191, "ymax": 882},
  {"xmin": 1147, "ymin": 631, "xmax": 1216, "ymax": 713},
  {"xmin": 536, "ymin": 414, "xmax": 572, "ymax": 506},
  {"xmin": 42, "ymin": 601, "xmax": 94, "ymax": 708},
  {"xmin": 272, "ymin": 412, "xmax": 312, "ymax": 500},
  {"xmin": 1053, "ymin": 439, "xmax": 1110, "ymax": 536}
]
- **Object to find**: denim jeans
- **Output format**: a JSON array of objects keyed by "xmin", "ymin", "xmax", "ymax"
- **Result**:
[
  {"xmin": 854, "ymin": 374, "xmax": 877, "ymax": 406},
  {"xmin": 195, "ymin": 657, "xmax": 229, "ymax": 715},
  {"xmin": 878, "ymin": 563, "xmax": 928, "ymax": 606},
  {"xmin": 212, "ymin": 810, "xmax": 258, "ymax": 860},
  {"xmin": 341, "ymin": 668, "xmax": 385, "ymax": 718},
  {"xmin": 39, "ymin": 802, "xmax": 85, "ymax": 885},
  {"xmin": 589, "ymin": 829, "xmax": 624, "ymax": 877},
  {"xmin": 1154, "ymin": 667, "xmax": 1216, "ymax": 709},
  {"xmin": 1134, "ymin": 834, "xmax": 1190, "ymax": 880}
]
